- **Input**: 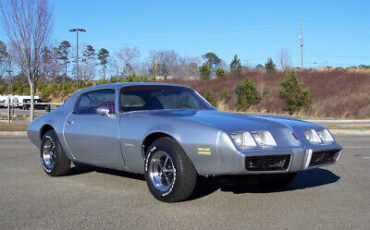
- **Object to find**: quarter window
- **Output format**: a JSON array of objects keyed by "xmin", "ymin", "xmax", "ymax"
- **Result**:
[{"xmin": 75, "ymin": 89, "xmax": 115, "ymax": 114}]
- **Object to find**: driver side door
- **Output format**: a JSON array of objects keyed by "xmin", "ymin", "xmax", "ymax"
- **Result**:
[{"xmin": 63, "ymin": 89, "xmax": 125, "ymax": 170}]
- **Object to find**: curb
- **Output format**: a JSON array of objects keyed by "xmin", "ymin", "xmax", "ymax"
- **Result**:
[{"xmin": 0, "ymin": 131, "xmax": 27, "ymax": 136}]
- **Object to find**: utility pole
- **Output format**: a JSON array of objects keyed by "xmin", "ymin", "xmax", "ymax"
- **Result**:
[
  {"xmin": 299, "ymin": 17, "xmax": 303, "ymax": 69},
  {"xmin": 69, "ymin": 28, "xmax": 86, "ymax": 91}
]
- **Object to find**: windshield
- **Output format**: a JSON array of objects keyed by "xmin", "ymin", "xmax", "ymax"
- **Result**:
[{"xmin": 120, "ymin": 85, "xmax": 213, "ymax": 112}]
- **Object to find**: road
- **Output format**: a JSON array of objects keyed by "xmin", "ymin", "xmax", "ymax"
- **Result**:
[{"xmin": 0, "ymin": 135, "xmax": 369, "ymax": 230}]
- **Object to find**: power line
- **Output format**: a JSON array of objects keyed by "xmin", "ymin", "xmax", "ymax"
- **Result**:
[{"xmin": 314, "ymin": 55, "xmax": 370, "ymax": 59}]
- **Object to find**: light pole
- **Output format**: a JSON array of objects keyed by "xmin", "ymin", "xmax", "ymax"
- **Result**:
[{"xmin": 69, "ymin": 28, "xmax": 86, "ymax": 91}]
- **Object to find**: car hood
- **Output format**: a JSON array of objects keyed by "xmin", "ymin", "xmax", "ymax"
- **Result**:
[{"xmin": 147, "ymin": 109, "xmax": 323, "ymax": 132}]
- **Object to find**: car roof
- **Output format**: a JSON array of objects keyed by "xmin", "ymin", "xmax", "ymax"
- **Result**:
[{"xmin": 77, "ymin": 82, "xmax": 192, "ymax": 94}]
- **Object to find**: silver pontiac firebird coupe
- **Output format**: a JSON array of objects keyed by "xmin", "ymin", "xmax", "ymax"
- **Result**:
[{"xmin": 27, "ymin": 83, "xmax": 342, "ymax": 202}]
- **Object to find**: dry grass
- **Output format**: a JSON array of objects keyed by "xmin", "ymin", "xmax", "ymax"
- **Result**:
[
  {"xmin": 0, "ymin": 123, "xmax": 28, "ymax": 131},
  {"xmin": 325, "ymin": 125, "xmax": 370, "ymax": 130},
  {"xmin": 164, "ymin": 70, "xmax": 370, "ymax": 119}
]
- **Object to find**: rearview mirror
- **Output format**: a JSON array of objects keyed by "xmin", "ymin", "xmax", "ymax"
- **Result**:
[{"xmin": 96, "ymin": 107, "xmax": 114, "ymax": 118}]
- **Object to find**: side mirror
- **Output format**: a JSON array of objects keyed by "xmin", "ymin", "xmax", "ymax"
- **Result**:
[{"xmin": 96, "ymin": 107, "xmax": 114, "ymax": 118}]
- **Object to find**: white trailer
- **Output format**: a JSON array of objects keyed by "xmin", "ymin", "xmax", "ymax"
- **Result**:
[
  {"xmin": 0, "ymin": 95, "xmax": 40, "ymax": 107},
  {"xmin": 14, "ymin": 95, "xmax": 40, "ymax": 107}
]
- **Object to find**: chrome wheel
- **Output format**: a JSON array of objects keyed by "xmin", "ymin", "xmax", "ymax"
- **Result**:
[
  {"xmin": 149, "ymin": 151, "xmax": 176, "ymax": 192},
  {"xmin": 42, "ymin": 136, "xmax": 56, "ymax": 171}
]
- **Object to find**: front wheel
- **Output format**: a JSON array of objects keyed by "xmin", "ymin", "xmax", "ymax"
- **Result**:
[
  {"xmin": 258, "ymin": 173, "xmax": 297, "ymax": 189},
  {"xmin": 40, "ymin": 130, "xmax": 71, "ymax": 176},
  {"xmin": 144, "ymin": 137, "xmax": 197, "ymax": 202}
]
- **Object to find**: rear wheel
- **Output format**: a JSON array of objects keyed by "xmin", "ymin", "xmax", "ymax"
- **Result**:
[
  {"xmin": 258, "ymin": 173, "xmax": 297, "ymax": 189},
  {"xmin": 40, "ymin": 130, "xmax": 71, "ymax": 176},
  {"xmin": 144, "ymin": 137, "xmax": 197, "ymax": 202}
]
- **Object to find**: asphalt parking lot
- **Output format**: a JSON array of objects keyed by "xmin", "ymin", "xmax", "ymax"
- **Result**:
[{"xmin": 0, "ymin": 135, "xmax": 369, "ymax": 230}]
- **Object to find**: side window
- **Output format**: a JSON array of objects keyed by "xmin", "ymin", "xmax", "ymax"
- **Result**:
[{"xmin": 75, "ymin": 89, "xmax": 115, "ymax": 114}]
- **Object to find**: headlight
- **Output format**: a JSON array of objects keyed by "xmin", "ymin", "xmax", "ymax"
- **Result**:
[
  {"xmin": 316, "ymin": 129, "xmax": 334, "ymax": 143},
  {"xmin": 251, "ymin": 131, "xmax": 277, "ymax": 146},
  {"xmin": 303, "ymin": 129, "xmax": 322, "ymax": 144},
  {"xmin": 230, "ymin": 132, "xmax": 257, "ymax": 148}
]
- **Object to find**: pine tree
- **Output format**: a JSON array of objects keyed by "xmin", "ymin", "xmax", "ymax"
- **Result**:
[
  {"xmin": 97, "ymin": 48, "xmax": 109, "ymax": 79},
  {"xmin": 199, "ymin": 63, "xmax": 211, "ymax": 80},
  {"xmin": 216, "ymin": 66, "xmax": 225, "ymax": 78},
  {"xmin": 265, "ymin": 58, "xmax": 276, "ymax": 73},
  {"xmin": 279, "ymin": 71, "xmax": 311, "ymax": 114},
  {"xmin": 230, "ymin": 54, "xmax": 242, "ymax": 77},
  {"xmin": 235, "ymin": 78, "xmax": 260, "ymax": 110}
]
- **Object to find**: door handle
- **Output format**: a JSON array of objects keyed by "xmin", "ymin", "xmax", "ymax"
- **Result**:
[{"xmin": 66, "ymin": 120, "xmax": 74, "ymax": 125}]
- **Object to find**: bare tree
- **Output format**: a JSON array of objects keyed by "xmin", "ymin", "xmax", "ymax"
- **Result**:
[
  {"xmin": 0, "ymin": 0, "xmax": 53, "ymax": 120},
  {"xmin": 178, "ymin": 56, "xmax": 200, "ymax": 78},
  {"xmin": 0, "ymin": 41, "xmax": 8, "ymax": 78},
  {"xmin": 110, "ymin": 57, "xmax": 121, "ymax": 76},
  {"xmin": 132, "ymin": 61, "xmax": 150, "ymax": 77},
  {"xmin": 41, "ymin": 45, "xmax": 61, "ymax": 83},
  {"xmin": 116, "ymin": 47, "xmax": 140, "ymax": 76},
  {"xmin": 149, "ymin": 50, "xmax": 179, "ymax": 77},
  {"xmin": 277, "ymin": 47, "xmax": 291, "ymax": 71}
]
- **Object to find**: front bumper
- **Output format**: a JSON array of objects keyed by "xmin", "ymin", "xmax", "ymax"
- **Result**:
[{"xmin": 206, "ymin": 144, "xmax": 342, "ymax": 176}]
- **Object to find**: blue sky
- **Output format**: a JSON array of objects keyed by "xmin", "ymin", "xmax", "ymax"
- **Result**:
[{"xmin": 2, "ymin": 0, "xmax": 370, "ymax": 68}]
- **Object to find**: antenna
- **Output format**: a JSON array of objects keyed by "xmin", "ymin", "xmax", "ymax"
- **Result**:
[{"xmin": 300, "ymin": 16, "xmax": 303, "ymax": 68}]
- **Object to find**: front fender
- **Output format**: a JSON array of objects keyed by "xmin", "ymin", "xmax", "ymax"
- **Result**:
[{"xmin": 118, "ymin": 113, "xmax": 222, "ymax": 174}]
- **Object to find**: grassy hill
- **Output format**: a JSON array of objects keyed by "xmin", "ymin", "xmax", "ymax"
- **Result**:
[{"xmin": 166, "ymin": 70, "xmax": 370, "ymax": 119}]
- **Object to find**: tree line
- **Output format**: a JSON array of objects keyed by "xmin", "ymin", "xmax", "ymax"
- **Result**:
[{"xmin": 0, "ymin": 38, "xmax": 283, "ymax": 84}]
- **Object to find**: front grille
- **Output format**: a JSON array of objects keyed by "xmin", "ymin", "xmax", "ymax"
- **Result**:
[
  {"xmin": 245, "ymin": 155, "xmax": 290, "ymax": 171},
  {"xmin": 309, "ymin": 150, "xmax": 339, "ymax": 167}
]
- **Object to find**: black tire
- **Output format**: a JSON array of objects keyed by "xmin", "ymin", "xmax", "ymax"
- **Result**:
[
  {"xmin": 258, "ymin": 173, "xmax": 297, "ymax": 189},
  {"xmin": 40, "ymin": 130, "xmax": 71, "ymax": 176},
  {"xmin": 144, "ymin": 137, "xmax": 197, "ymax": 202}
]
